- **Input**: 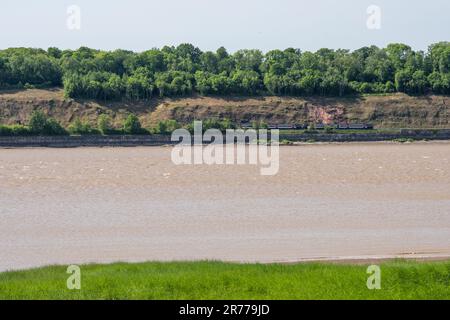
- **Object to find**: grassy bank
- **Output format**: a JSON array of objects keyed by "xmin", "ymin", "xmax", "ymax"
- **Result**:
[{"xmin": 0, "ymin": 260, "xmax": 449, "ymax": 300}]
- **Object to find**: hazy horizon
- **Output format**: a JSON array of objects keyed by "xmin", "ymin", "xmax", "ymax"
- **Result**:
[{"xmin": 0, "ymin": 0, "xmax": 449, "ymax": 53}]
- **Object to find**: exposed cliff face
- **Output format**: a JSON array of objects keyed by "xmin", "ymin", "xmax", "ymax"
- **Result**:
[
  {"xmin": 307, "ymin": 105, "xmax": 345, "ymax": 125},
  {"xmin": 0, "ymin": 88, "xmax": 449, "ymax": 129},
  {"xmin": 150, "ymin": 95, "xmax": 450, "ymax": 128}
]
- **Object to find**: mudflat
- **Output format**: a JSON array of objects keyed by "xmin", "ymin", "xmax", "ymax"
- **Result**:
[{"xmin": 0, "ymin": 143, "xmax": 449, "ymax": 271}]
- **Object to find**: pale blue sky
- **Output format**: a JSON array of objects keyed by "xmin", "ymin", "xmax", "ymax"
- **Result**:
[{"xmin": 0, "ymin": 0, "xmax": 448, "ymax": 52}]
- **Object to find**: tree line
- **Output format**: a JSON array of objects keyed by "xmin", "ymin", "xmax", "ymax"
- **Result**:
[{"xmin": 0, "ymin": 43, "xmax": 449, "ymax": 99}]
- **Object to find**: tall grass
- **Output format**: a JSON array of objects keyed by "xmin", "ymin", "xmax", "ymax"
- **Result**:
[{"xmin": 0, "ymin": 260, "xmax": 449, "ymax": 300}]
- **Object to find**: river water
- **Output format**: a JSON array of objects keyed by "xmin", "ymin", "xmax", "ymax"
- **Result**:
[{"xmin": 0, "ymin": 143, "xmax": 449, "ymax": 271}]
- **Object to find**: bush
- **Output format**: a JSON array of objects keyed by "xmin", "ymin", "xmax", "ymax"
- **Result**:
[
  {"xmin": 204, "ymin": 118, "xmax": 235, "ymax": 131},
  {"xmin": 123, "ymin": 114, "xmax": 144, "ymax": 134},
  {"xmin": 152, "ymin": 119, "xmax": 180, "ymax": 134},
  {"xmin": 219, "ymin": 118, "xmax": 235, "ymax": 130},
  {"xmin": 10, "ymin": 125, "xmax": 31, "ymax": 136},
  {"xmin": 0, "ymin": 125, "xmax": 13, "ymax": 136},
  {"xmin": 29, "ymin": 111, "xmax": 48, "ymax": 133},
  {"xmin": 68, "ymin": 118, "xmax": 98, "ymax": 135},
  {"xmin": 97, "ymin": 114, "xmax": 112, "ymax": 135},
  {"xmin": 0, "ymin": 125, "xmax": 33, "ymax": 136},
  {"xmin": 28, "ymin": 111, "xmax": 67, "ymax": 135},
  {"xmin": 43, "ymin": 118, "xmax": 67, "ymax": 135}
]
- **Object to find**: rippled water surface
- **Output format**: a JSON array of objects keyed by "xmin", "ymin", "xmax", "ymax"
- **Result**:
[{"xmin": 1, "ymin": 143, "xmax": 449, "ymax": 271}]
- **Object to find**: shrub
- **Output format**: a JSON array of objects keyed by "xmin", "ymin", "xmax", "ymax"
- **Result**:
[
  {"xmin": 68, "ymin": 118, "xmax": 98, "ymax": 135},
  {"xmin": 28, "ymin": 111, "xmax": 67, "ymax": 135},
  {"xmin": 0, "ymin": 124, "xmax": 32, "ymax": 136},
  {"xmin": 203, "ymin": 118, "xmax": 235, "ymax": 131},
  {"xmin": 0, "ymin": 125, "xmax": 13, "ymax": 136},
  {"xmin": 219, "ymin": 118, "xmax": 235, "ymax": 130},
  {"xmin": 97, "ymin": 114, "xmax": 112, "ymax": 135},
  {"xmin": 123, "ymin": 114, "xmax": 143, "ymax": 134},
  {"xmin": 43, "ymin": 118, "xmax": 67, "ymax": 135},
  {"xmin": 29, "ymin": 111, "xmax": 48, "ymax": 134},
  {"xmin": 10, "ymin": 125, "xmax": 31, "ymax": 136},
  {"xmin": 152, "ymin": 119, "xmax": 180, "ymax": 134}
]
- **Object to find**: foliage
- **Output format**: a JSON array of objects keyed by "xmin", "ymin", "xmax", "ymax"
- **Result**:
[
  {"xmin": 151, "ymin": 119, "xmax": 180, "ymax": 134},
  {"xmin": 28, "ymin": 111, "xmax": 67, "ymax": 135},
  {"xmin": 43, "ymin": 118, "xmax": 67, "ymax": 136},
  {"xmin": 68, "ymin": 118, "xmax": 98, "ymax": 135},
  {"xmin": 1, "ymin": 43, "xmax": 449, "ymax": 98},
  {"xmin": 0, "ymin": 124, "xmax": 31, "ymax": 136},
  {"xmin": 123, "ymin": 114, "xmax": 144, "ymax": 134},
  {"xmin": 97, "ymin": 114, "xmax": 112, "ymax": 135}
]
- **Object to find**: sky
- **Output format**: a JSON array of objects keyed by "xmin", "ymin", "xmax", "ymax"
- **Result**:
[{"xmin": 0, "ymin": 0, "xmax": 448, "ymax": 53}]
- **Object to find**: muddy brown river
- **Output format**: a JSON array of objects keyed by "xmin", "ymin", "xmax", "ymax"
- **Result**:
[{"xmin": 0, "ymin": 143, "xmax": 449, "ymax": 271}]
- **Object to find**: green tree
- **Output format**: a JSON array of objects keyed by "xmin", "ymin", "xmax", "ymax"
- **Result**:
[
  {"xmin": 231, "ymin": 70, "xmax": 262, "ymax": 95},
  {"xmin": 410, "ymin": 71, "xmax": 428, "ymax": 94},
  {"xmin": 3, "ymin": 43, "xmax": 450, "ymax": 99},
  {"xmin": 395, "ymin": 69, "xmax": 412, "ymax": 93}
]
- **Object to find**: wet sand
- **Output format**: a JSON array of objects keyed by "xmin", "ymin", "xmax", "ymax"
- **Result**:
[{"xmin": 0, "ymin": 143, "xmax": 449, "ymax": 271}]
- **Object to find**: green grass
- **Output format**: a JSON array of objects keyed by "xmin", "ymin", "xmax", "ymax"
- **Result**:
[{"xmin": 0, "ymin": 260, "xmax": 449, "ymax": 300}]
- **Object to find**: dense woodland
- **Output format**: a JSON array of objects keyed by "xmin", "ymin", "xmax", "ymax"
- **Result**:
[{"xmin": 0, "ymin": 42, "xmax": 449, "ymax": 100}]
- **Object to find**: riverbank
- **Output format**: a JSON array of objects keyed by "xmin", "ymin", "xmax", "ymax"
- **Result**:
[
  {"xmin": 0, "ymin": 260, "xmax": 448, "ymax": 299},
  {"xmin": 1, "ymin": 89, "xmax": 449, "ymax": 129},
  {"xmin": 1, "ymin": 129, "xmax": 450, "ymax": 147}
]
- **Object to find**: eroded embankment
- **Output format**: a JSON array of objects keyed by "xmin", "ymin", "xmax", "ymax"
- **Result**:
[{"xmin": 0, "ymin": 88, "xmax": 449, "ymax": 129}]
